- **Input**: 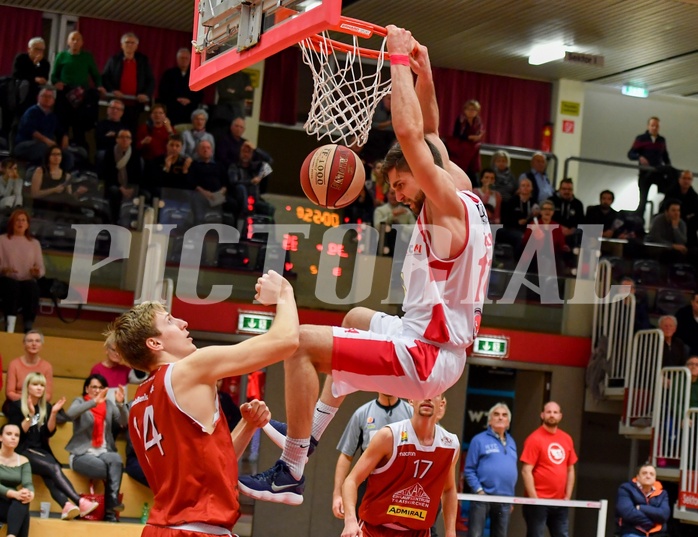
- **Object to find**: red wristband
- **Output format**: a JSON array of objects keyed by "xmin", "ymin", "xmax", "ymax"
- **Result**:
[{"xmin": 390, "ymin": 54, "xmax": 411, "ymax": 66}]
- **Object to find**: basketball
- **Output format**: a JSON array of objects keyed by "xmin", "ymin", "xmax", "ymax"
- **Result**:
[{"xmin": 300, "ymin": 144, "xmax": 365, "ymax": 209}]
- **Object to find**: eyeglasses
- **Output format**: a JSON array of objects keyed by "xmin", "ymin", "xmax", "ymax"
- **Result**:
[{"xmin": 88, "ymin": 384, "xmax": 105, "ymax": 390}]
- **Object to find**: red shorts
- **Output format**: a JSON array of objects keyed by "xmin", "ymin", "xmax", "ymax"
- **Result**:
[
  {"xmin": 331, "ymin": 313, "xmax": 465, "ymax": 400},
  {"xmin": 360, "ymin": 521, "xmax": 430, "ymax": 537}
]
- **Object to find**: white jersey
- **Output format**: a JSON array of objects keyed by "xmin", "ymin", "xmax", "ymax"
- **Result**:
[{"xmin": 401, "ymin": 190, "xmax": 492, "ymax": 351}]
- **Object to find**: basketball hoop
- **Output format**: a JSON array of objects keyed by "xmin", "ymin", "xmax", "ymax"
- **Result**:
[{"xmin": 299, "ymin": 17, "xmax": 392, "ymax": 148}]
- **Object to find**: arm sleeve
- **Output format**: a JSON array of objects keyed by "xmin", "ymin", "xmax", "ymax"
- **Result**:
[
  {"xmin": 65, "ymin": 397, "xmax": 95, "ymax": 420},
  {"xmin": 640, "ymin": 491, "xmax": 671, "ymax": 523},
  {"xmin": 89, "ymin": 53, "xmax": 102, "ymax": 87},
  {"xmin": 101, "ymin": 57, "xmax": 115, "ymax": 91},
  {"xmin": 20, "ymin": 462, "xmax": 34, "ymax": 492},
  {"xmin": 463, "ymin": 437, "xmax": 482, "ymax": 492},
  {"xmin": 336, "ymin": 409, "xmax": 364, "ymax": 457},
  {"xmin": 6, "ymin": 361, "xmax": 20, "ymax": 402},
  {"xmin": 628, "ymin": 137, "xmax": 641, "ymax": 161},
  {"xmin": 50, "ymin": 53, "xmax": 62, "ymax": 84},
  {"xmin": 143, "ymin": 59, "xmax": 155, "ymax": 96},
  {"xmin": 616, "ymin": 484, "xmax": 653, "ymax": 527},
  {"xmin": 11, "ymin": 54, "xmax": 22, "ymax": 79},
  {"xmin": 34, "ymin": 240, "xmax": 46, "ymax": 278},
  {"xmin": 6, "ymin": 400, "xmax": 25, "ymax": 425}
]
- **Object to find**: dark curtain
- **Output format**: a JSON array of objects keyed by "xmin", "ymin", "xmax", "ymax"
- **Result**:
[
  {"xmin": 0, "ymin": 6, "xmax": 43, "ymax": 76},
  {"xmin": 260, "ymin": 47, "xmax": 299, "ymax": 124},
  {"xmin": 433, "ymin": 66, "xmax": 552, "ymax": 150}
]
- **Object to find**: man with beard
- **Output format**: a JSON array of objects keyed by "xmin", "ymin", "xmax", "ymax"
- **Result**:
[
  {"xmin": 238, "ymin": 26, "xmax": 492, "ymax": 507},
  {"xmin": 340, "ymin": 394, "xmax": 458, "ymax": 537},
  {"xmin": 520, "ymin": 402, "xmax": 578, "ymax": 537}
]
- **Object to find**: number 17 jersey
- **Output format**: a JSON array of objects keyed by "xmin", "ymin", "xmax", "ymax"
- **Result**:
[{"xmin": 129, "ymin": 364, "xmax": 240, "ymax": 530}]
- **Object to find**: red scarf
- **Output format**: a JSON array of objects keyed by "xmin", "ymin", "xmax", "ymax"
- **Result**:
[{"xmin": 85, "ymin": 394, "xmax": 107, "ymax": 448}]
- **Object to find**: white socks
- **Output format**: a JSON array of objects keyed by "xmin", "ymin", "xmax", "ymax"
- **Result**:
[
  {"xmin": 6, "ymin": 316, "xmax": 16, "ymax": 333},
  {"xmin": 281, "ymin": 437, "xmax": 310, "ymax": 480},
  {"xmin": 311, "ymin": 401, "xmax": 338, "ymax": 441}
]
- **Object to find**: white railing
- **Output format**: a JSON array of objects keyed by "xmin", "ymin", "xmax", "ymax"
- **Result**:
[
  {"xmin": 651, "ymin": 367, "xmax": 691, "ymax": 472},
  {"xmin": 622, "ymin": 329, "xmax": 664, "ymax": 427},
  {"xmin": 592, "ymin": 259, "xmax": 612, "ymax": 349},
  {"xmin": 677, "ymin": 408, "xmax": 698, "ymax": 517},
  {"xmin": 606, "ymin": 293, "xmax": 636, "ymax": 385},
  {"xmin": 457, "ymin": 493, "xmax": 608, "ymax": 537}
]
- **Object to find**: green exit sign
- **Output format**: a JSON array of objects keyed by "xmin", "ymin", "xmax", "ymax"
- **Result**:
[
  {"xmin": 238, "ymin": 311, "xmax": 275, "ymax": 334},
  {"xmin": 473, "ymin": 336, "xmax": 509, "ymax": 359}
]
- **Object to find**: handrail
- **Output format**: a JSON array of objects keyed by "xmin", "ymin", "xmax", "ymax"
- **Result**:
[{"xmin": 563, "ymin": 155, "xmax": 658, "ymax": 182}]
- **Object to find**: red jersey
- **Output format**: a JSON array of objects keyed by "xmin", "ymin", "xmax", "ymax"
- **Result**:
[
  {"xmin": 129, "ymin": 364, "xmax": 240, "ymax": 530},
  {"xmin": 359, "ymin": 420, "xmax": 458, "ymax": 531},
  {"xmin": 401, "ymin": 191, "xmax": 492, "ymax": 351},
  {"xmin": 520, "ymin": 426, "xmax": 578, "ymax": 499}
]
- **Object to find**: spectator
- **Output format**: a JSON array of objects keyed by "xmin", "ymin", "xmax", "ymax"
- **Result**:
[
  {"xmin": 30, "ymin": 146, "xmax": 87, "ymax": 216},
  {"xmin": 451, "ymin": 99, "xmax": 484, "ymax": 181},
  {"xmin": 95, "ymin": 99, "xmax": 127, "ymax": 154},
  {"xmin": 474, "ymin": 168, "xmax": 502, "ymax": 223},
  {"xmin": 157, "ymin": 134, "xmax": 192, "ymax": 197},
  {"xmin": 520, "ymin": 152, "xmax": 554, "ymax": 203},
  {"xmin": 491, "ymin": 150, "xmax": 517, "ymax": 203},
  {"xmin": 226, "ymin": 141, "xmax": 273, "ymax": 220},
  {"xmin": 363, "ymin": 94, "xmax": 394, "ymax": 163},
  {"xmin": 676, "ymin": 292, "xmax": 698, "ymax": 356},
  {"xmin": 330, "ymin": 393, "xmax": 412, "ymax": 520},
  {"xmin": 13, "ymin": 88, "xmax": 74, "ymax": 171},
  {"xmin": 102, "ymin": 129, "xmax": 143, "ymax": 223},
  {"xmin": 522, "ymin": 199, "xmax": 569, "ymax": 273},
  {"xmin": 51, "ymin": 31, "xmax": 104, "ymax": 149},
  {"xmin": 520, "ymin": 401, "xmax": 578, "ymax": 537},
  {"xmin": 646, "ymin": 199, "xmax": 688, "ymax": 261},
  {"xmin": 465, "ymin": 403, "xmax": 518, "ymax": 537},
  {"xmin": 585, "ymin": 190, "xmax": 624, "ymax": 239},
  {"xmin": 0, "ymin": 158, "xmax": 23, "ymax": 209},
  {"xmin": 216, "ymin": 117, "xmax": 248, "ymax": 171},
  {"xmin": 687, "ymin": 357, "xmax": 698, "ymax": 408},
  {"xmin": 65, "ymin": 374, "xmax": 128, "ymax": 523},
  {"xmin": 340, "ymin": 395, "xmax": 458, "ymax": 537},
  {"xmin": 158, "ymin": 48, "xmax": 203, "ymax": 126},
  {"xmin": 615, "ymin": 464, "xmax": 670, "ymax": 537},
  {"xmin": 500, "ymin": 177, "xmax": 539, "ymax": 251},
  {"xmin": 0, "ymin": 423, "xmax": 34, "ymax": 537},
  {"xmin": 212, "ymin": 72, "xmax": 253, "ymax": 135},
  {"xmin": 373, "ymin": 188, "xmax": 415, "ymax": 229},
  {"xmin": 101, "ymin": 33, "xmax": 155, "ymax": 132},
  {"xmin": 91, "ymin": 334, "xmax": 144, "ymax": 388},
  {"xmin": 190, "ymin": 139, "xmax": 226, "ymax": 223},
  {"xmin": 0, "ymin": 210, "xmax": 44, "ymax": 333},
  {"xmin": 344, "ymin": 185, "xmax": 374, "ymax": 225},
  {"xmin": 620, "ymin": 277, "xmax": 652, "ymax": 333},
  {"xmin": 181, "ymin": 109, "xmax": 215, "ymax": 160},
  {"xmin": 551, "ymin": 178, "xmax": 584, "ymax": 247},
  {"xmin": 664, "ymin": 169, "xmax": 698, "ymax": 248},
  {"xmin": 628, "ymin": 116, "xmax": 671, "ymax": 217},
  {"xmin": 5, "ymin": 330, "xmax": 53, "ymax": 406},
  {"xmin": 136, "ymin": 104, "xmax": 176, "ymax": 166},
  {"xmin": 659, "ymin": 315, "xmax": 688, "ymax": 368},
  {"xmin": 7, "ymin": 373, "xmax": 99, "ymax": 520},
  {"xmin": 12, "ymin": 37, "xmax": 50, "ymax": 115}
]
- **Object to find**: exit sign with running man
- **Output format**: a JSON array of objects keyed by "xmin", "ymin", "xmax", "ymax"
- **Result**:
[
  {"xmin": 472, "ymin": 336, "xmax": 509, "ymax": 359},
  {"xmin": 238, "ymin": 312, "xmax": 275, "ymax": 334}
]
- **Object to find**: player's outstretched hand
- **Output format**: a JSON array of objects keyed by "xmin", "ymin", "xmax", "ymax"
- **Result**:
[
  {"xmin": 240, "ymin": 399, "xmax": 271, "ymax": 429},
  {"xmin": 410, "ymin": 42, "xmax": 432, "ymax": 78},
  {"xmin": 386, "ymin": 24, "xmax": 415, "ymax": 56},
  {"xmin": 254, "ymin": 270, "xmax": 289, "ymax": 305}
]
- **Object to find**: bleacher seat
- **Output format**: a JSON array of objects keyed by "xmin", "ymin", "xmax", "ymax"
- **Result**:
[
  {"xmin": 655, "ymin": 288, "xmax": 689, "ymax": 316},
  {"xmin": 668, "ymin": 263, "xmax": 696, "ymax": 290},
  {"xmin": 633, "ymin": 259, "xmax": 662, "ymax": 286}
]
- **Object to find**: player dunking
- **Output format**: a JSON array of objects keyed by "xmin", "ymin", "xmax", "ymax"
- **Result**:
[
  {"xmin": 108, "ymin": 270, "xmax": 298, "ymax": 537},
  {"xmin": 239, "ymin": 26, "xmax": 492, "ymax": 505},
  {"xmin": 341, "ymin": 394, "xmax": 458, "ymax": 537}
]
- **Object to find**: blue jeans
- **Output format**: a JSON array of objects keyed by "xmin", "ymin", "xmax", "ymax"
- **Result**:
[
  {"xmin": 468, "ymin": 501, "xmax": 512, "ymax": 537},
  {"xmin": 522, "ymin": 505, "xmax": 569, "ymax": 537}
]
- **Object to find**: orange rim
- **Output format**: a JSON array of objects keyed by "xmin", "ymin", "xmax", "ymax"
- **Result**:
[{"xmin": 303, "ymin": 16, "xmax": 390, "ymax": 60}]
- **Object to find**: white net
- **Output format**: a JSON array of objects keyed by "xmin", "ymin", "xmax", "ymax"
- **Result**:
[{"xmin": 299, "ymin": 31, "xmax": 392, "ymax": 147}]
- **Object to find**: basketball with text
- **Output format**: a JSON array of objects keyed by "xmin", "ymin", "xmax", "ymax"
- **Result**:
[{"xmin": 300, "ymin": 144, "xmax": 365, "ymax": 209}]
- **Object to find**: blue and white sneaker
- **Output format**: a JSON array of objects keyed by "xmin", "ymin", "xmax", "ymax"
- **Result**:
[
  {"xmin": 263, "ymin": 419, "xmax": 318, "ymax": 456},
  {"xmin": 238, "ymin": 460, "xmax": 305, "ymax": 506}
]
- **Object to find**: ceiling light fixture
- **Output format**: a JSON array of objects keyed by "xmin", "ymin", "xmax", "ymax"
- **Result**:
[{"xmin": 528, "ymin": 44, "xmax": 567, "ymax": 66}]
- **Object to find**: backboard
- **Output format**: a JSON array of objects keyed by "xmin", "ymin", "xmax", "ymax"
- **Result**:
[{"xmin": 191, "ymin": 0, "xmax": 341, "ymax": 91}]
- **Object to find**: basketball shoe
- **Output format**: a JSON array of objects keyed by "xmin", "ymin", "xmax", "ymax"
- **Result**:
[
  {"xmin": 238, "ymin": 460, "xmax": 305, "ymax": 506},
  {"xmin": 263, "ymin": 419, "xmax": 318, "ymax": 456}
]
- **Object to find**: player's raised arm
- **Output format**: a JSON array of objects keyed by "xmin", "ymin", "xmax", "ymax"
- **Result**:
[
  {"xmin": 176, "ymin": 271, "xmax": 299, "ymax": 384},
  {"xmin": 386, "ymin": 25, "xmax": 464, "ymax": 215}
]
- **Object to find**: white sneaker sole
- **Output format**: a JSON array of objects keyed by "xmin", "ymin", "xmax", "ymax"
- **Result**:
[{"xmin": 237, "ymin": 481, "xmax": 303, "ymax": 506}]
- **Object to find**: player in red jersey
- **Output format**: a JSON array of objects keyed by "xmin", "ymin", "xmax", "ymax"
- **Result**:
[
  {"xmin": 239, "ymin": 26, "xmax": 491, "ymax": 506},
  {"xmin": 107, "ymin": 270, "xmax": 298, "ymax": 537},
  {"xmin": 340, "ymin": 394, "xmax": 458, "ymax": 537}
]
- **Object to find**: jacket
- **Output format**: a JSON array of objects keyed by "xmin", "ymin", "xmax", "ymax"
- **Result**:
[
  {"xmin": 616, "ymin": 478, "xmax": 670, "ymax": 536},
  {"xmin": 101, "ymin": 51, "xmax": 155, "ymax": 97},
  {"xmin": 64, "ymin": 397, "xmax": 128, "ymax": 456}
]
